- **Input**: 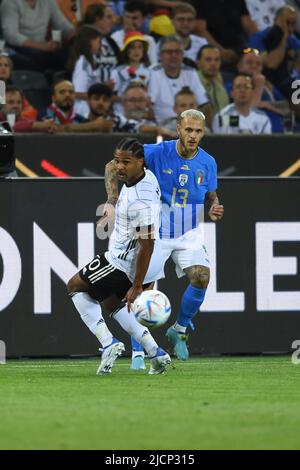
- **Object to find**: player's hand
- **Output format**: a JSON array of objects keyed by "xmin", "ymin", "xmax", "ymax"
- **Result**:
[
  {"xmin": 123, "ymin": 285, "xmax": 143, "ymax": 312},
  {"xmin": 209, "ymin": 204, "xmax": 224, "ymax": 221}
]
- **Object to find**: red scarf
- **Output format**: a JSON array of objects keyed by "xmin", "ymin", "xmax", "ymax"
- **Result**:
[{"xmin": 49, "ymin": 103, "xmax": 76, "ymax": 124}]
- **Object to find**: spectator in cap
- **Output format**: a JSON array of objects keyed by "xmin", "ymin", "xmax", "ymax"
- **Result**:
[{"xmin": 111, "ymin": 31, "xmax": 150, "ymax": 113}]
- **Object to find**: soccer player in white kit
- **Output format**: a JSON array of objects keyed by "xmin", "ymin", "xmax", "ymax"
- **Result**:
[
  {"xmin": 67, "ymin": 138, "xmax": 171, "ymax": 375},
  {"xmin": 102, "ymin": 110, "xmax": 224, "ymax": 368}
]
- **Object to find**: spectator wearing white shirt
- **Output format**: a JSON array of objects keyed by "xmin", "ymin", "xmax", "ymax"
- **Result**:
[
  {"xmin": 148, "ymin": 35, "xmax": 212, "ymax": 127},
  {"xmin": 213, "ymin": 74, "xmax": 271, "ymax": 134},
  {"xmin": 111, "ymin": 1, "xmax": 158, "ymax": 64},
  {"xmin": 245, "ymin": 0, "xmax": 286, "ymax": 30},
  {"xmin": 111, "ymin": 31, "xmax": 150, "ymax": 114},
  {"xmin": 67, "ymin": 25, "xmax": 103, "ymax": 117},
  {"xmin": 171, "ymin": 3, "xmax": 207, "ymax": 66}
]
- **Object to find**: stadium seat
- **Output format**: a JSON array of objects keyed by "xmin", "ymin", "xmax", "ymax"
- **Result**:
[{"xmin": 12, "ymin": 70, "xmax": 52, "ymax": 111}]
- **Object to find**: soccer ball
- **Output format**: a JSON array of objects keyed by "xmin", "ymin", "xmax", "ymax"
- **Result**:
[{"xmin": 132, "ymin": 290, "xmax": 171, "ymax": 328}]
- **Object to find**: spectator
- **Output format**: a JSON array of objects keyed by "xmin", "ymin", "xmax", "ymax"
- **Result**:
[
  {"xmin": 190, "ymin": 0, "xmax": 257, "ymax": 64},
  {"xmin": 245, "ymin": 0, "xmax": 286, "ymax": 31},
  {"xmin": 213, "ymin": 74, "xmax": 271, "ymax": 134},
  {"xmin": 197, "ymin": 45, "xmax": 229, "ymax": 115},
  {"xmin": 236, "ymin": 47, "xmax": 288, "ymax": 132},
  {"xmin": 287, "ymin": 0, "xmax": 300, "ymax": 34},
  {"xmin": 0, "ymin": 85, "xmax": 57, "ymax": 133},
  {"xmin": 148, "ymin": 35, "xmax": 212, "ymax": 127},
  {"xmin": 171, "ymin": 3, "xmax": 207, "ymax": 66},
  {"xmin": 67, "ymin": 25, "xmax": 102, "ymax": 117},
  {"xmin": 248, "ymin": 5, "xmax": 300, "ymax": 99},
  {"xmin": 0, "ymin": 0, "xmax": 74, "ymax": 71},
  {"xmin": 161, "ymin": 86, "xmax": 198, "ymax": 131},
  {"xmin": 40, "ymin": 79, "xmax": 113, "ymax": 132},
  {"xmin": 111, "ymin": 1, "xmax": 158, "ymax": 64},
  {"xmin": 0, "ymin": 52, "xmax": 37, "ymax": 120},
  {"xmin": 56, "ymin": 0, "xmax": 107, "ymax": 26},
  {"xmin": 82, "ymin": 3, "xmax": 120, "ymax": 83},
  {"xmin": 111, "ymin": 31, "xmax": 150, "ymax": 113},
  {"xmin": 120, "ymin": 81, "xmax": 175, "ymax": 136}
]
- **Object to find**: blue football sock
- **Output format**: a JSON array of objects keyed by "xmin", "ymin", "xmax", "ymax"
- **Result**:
[
  {"xmin": 131, "ymin": 336, "xmax": 144, "ymax": 353},
  {"xmin": 177, "ymin": 285, "xmax": 207, "ymax": 328}
]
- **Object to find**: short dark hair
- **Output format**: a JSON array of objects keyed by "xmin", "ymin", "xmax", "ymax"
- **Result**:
[
  {"xmin": 116, "ymin": 137, "xmax": 144, "ymax": 159},
  {"xmin": 197, "ymin": 44, "xmax": 220, "ymax": 61},
  {"xmin": 233, "ymin": 73, "xmax": 254, "ymax": 88},
  {"xmin": 124, "ymin": 1, "xmax": 148, "ymax": 16},
  {"xmin": 6, "ymin": 84, "xmax": 22, "ymax": 96},
  {"xmin": 87, "ymin": 83, "xmax": 113, "ymax": 99},
  {"xmin": 175, "ymin": 86, "xmax": 195, "ymax": 100}
]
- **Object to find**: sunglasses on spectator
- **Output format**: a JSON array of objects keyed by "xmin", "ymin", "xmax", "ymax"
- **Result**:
[{"xmin": 243, "ymin": 48, "xmax": 260, "ymax": 55}]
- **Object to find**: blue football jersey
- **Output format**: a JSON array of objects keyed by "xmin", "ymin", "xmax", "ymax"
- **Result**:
[{"xmin": 144, "ymin": 140, "xmax": 217, "ymax": 238}]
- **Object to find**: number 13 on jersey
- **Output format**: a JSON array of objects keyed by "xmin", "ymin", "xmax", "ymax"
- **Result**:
[{"xmin": 171, "ymin": 187, "xmax": 189, "ymax": 207}]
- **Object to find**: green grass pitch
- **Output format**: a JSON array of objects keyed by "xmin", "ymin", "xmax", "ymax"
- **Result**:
[{"xmin": 0, "ymin": 356, "xmax": 299, "ymax": 450}]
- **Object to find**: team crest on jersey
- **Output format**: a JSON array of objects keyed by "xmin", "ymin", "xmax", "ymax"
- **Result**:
[
  {"xmin": 179, "ymin": 174, "xmax": 188, "ymax": 186},
  {"xmin": 163, "ymin": 168, "xmax": 173, "ymax": 174},
  {"xmin": 196, "ymin": 170, "xmax": 205, "ymax": 185},
  {"xmin": 180, "ymin": 164, "xmax": 190, "ymax": 170}
]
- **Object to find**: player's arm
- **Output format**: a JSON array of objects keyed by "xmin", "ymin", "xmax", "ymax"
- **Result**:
[
  {"xmin": 97, "ymin": 159, "xmax": 119, "ymax": 227},
  {"xmin": 206, "ymin": 191, "xmax": 224, "ymax": 222},
  {"xmin": 124, "ymin": 226, "xmax": 155, "ymax": 311}
]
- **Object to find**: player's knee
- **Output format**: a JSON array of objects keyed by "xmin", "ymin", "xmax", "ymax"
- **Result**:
[{"xmin": 189, "ymin": 266, "xmax": 210, "ymax": 289}]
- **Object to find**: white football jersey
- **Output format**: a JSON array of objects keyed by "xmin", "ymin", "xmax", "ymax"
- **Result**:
[
  {"xmin": 212, "ymin": 103, "xmax": 272, "ymax": 134},
  {"xmin": 105, "ymin": 169, "xmax": 162, "ymax": 282},
  {"xmin": 148, "ymin": 64, "xmax": 209, "ymax": 124},
  {"xmin": 183, "ymin": 34, "xmax": 208, "ymax": 63}
]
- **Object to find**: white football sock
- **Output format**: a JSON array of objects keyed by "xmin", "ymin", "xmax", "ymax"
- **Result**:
[
  {"xmin": 173, "ymin": 322, "xmax": 187, "ymax": 334},
  {"xmin": 113, "ymin": 306, "xmax": 158, "ymax": 357},
  {"xmin": 132, "ymin": 350, "xmax": 145, "ymax": 359},
  {"xmin": 71, "ymin": 292, "xmax": 113, "ymax": 348}
]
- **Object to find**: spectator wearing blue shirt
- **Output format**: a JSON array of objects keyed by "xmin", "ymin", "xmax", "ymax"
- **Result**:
[{"xmin": 248, "ymin": 5, "xmax": 300, "ymax": 99}]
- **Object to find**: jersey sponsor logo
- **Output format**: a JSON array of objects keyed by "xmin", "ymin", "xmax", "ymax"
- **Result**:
[
  {"xmin": 180, "ymin": 164, "xmax": 190, "ymax": 170},
  {"xmin": 196, "ymin": 170, "xmax": 205, "ymax": 185},
  {"xmin": 163, "ymin": 168, "xmax": 173, "ymax": 174},
  {"xmin": 179, "ymin": 174, "xmax": 188, "ymax": 186}
]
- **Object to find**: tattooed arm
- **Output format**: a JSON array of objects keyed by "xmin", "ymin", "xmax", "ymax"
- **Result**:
[
  {"xmin": 96, "ymin": 159, "xmax": 119, "ymax": 228},
  {"xmin": 105, "ymin": 159, "xmax": 119, "ymax": 206}
]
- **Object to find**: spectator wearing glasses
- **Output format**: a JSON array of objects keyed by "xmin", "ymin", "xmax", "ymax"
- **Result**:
[
  {"xmin": 248, "ymin": 6, "xmax": 300, "ymax": 99},
  {"xmin": 197, "ymin": 45, "xmax": 229, "ymax": 115},
  {"xmin": 171, "ymin": 3, "xmax": 207, "ymax": 66},
  {"xmin": 0, "ymin": 0, "xmax": 74, "ymax": 71},
  {"xmin": 148, "ymin": 35, "xmax": 212, "ymax": 127},
  {"xmin": 213, "ymin": 74, "xmax": 271, "ymax": 134}
]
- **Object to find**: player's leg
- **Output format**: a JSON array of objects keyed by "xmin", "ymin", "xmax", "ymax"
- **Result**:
[
  {"xmin": 166, "ymin": 241, "xmax": 210, "ymax": 360},
  {"xmin": 111, "ymin": 303, "xmax": 171, "ymax": 375},
  {"xmin": 67, "ymin": 255, "xmax": 125, "ymax": 374}
]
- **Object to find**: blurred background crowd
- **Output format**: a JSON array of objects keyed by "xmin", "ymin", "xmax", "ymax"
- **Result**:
[{"xmin": 1, "ymin": 0, "xmax": 300, "ymax": 136}]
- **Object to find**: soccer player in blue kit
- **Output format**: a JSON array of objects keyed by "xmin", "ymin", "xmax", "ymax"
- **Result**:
[{"xmin": 102, "ymin": 109, "xmax": 224, "ymax": 367}]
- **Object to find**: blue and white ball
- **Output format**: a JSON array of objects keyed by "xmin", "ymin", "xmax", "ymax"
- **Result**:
[{"xmin": 132, "ymin": 290, "xmax": 171, "ymax": 328}]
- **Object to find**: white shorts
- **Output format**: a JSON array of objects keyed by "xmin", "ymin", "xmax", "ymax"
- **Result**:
[{"xmin": 160, "ymin": 229, "xmax": 210, "ymax": 278}]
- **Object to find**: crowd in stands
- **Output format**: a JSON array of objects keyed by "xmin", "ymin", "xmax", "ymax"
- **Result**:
[{"xmin": 0, "ymin": 0, "xmax": 300, "ymax": 135}]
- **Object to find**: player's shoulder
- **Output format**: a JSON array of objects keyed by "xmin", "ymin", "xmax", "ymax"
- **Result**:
[
  {"xmin": 144, "ymin": 139, "xmax": 176, "ymax": 156},
  {"xmin": 198, "ymin": 147, "xmax": 217, "ymax": 167}
]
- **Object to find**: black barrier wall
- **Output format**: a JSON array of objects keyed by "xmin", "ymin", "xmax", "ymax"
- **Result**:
[
  {"xmin": 0, "ymin": 178, "xmax": 300, "ymax": 357},
  {"xmin": 14, "ymin": 134, "xmax": 300, "ymax": 177}
]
